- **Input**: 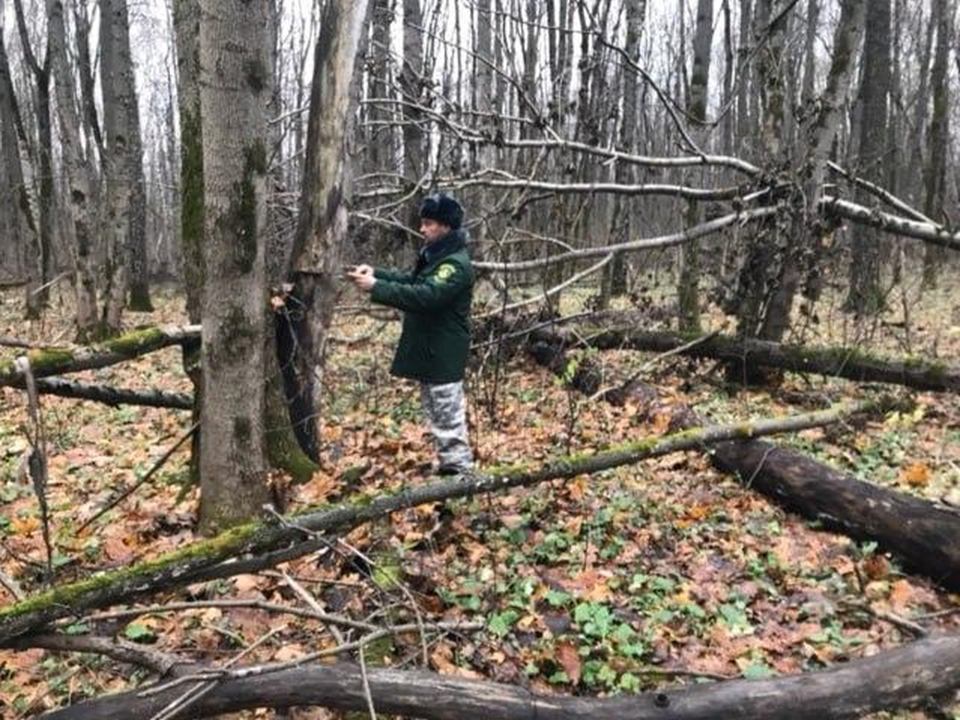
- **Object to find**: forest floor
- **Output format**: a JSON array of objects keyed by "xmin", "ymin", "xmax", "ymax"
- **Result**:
[{"xmin": 0, "ymin": 271, "xmax": 959, "ymax": 719}]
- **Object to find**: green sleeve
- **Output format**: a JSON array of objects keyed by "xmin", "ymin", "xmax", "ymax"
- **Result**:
[
  {"xmin": 373, "ymin": 266, "xmax": 414, "ymax": 284},
  {"xmin": 371, "ymin": 261, "xmax": 471, "ymax": 313}
]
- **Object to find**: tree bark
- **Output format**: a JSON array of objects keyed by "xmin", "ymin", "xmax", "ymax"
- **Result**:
[
  {"xmin": 845, "ymin": 0, "xmax": 890, "ymax": 315},
  {"xmin": 285, "ymin": 0, "xmax": 370, "ymax": 459},
  {"xmin": 47, "ymin": 0, "xmax": 101, "ymax": 340},
  {"xmin": 10, "ymin": 0, "xmax": 53, "ymax": 318},
  {"xmin": 38, "ymin": 634, "xmax": 960, "ymax": 720},
  {"xmin": 101, "ymin": 0, "xmax": 152, "ymax": 313},
  {"xmin": 920, "ymin": 0, "xmax": 953, "ymax": 287},
  {"xmin": 678, "ymin": 0, "xmax": 713, "ymax": 332},
  {"xmin": 197, "ymin": 0, "xmax": 273, "ymax": 532}
]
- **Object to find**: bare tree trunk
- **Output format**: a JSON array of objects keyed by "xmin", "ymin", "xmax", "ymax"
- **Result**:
[
  {"xmin": 846, "ymin": 0, "xmax": 890, "ymax": 315},
  {"xmin": 0, "ymin": 6, "xmax": 39, "ymax": 312},
  {"xmin": 11, "ymin": 0, "xmax": 53, "ymax": 317},
  {"xmin": 286, "ymin": 0, "xmax": 370, "ymax": 459},
  {"xmin": 603, "ymin": 0, "xmax": 645, "ymax": 302},
  {"xmin": 401, "ymin": 0, "xmax": 425, "ymax": 181},
  {"xmin": 47, "ymin": 0, "xmax": 101, "ymax": 340},
  {"xmin": 198, "ymin": 0, "xmax": 272, "ymax": 532},
  {"xmin": 734, "ymin": 0, "xmax": 864, "ymax": 350},
  {"xmin": 921, "ymin": 0, "xmax": 953, "ymax": 287},
  {"xmin": 173, "ymin": 0, "xmax": 204, "ymax": 485},
  {"xmin": 678, "ymin": 0, "xmax": 713, "ymax": 332}
]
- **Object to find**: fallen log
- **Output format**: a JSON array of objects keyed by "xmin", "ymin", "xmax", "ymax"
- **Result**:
[
  {"xmin": 29, "ymin": 377, "xmax": 193, "ymax": 409},
  {"xmin": 0, "ymin": 325, "xmax": 201, "ymax": 388},
  {"xmin": 40, "ymin": 633, "xmax": 960, "ymax": 720},
  {"xmin": 586, "ymin": 327, "xmax": 960, "ymax": 393},
  {"xmin": 0, "ymin": 401, "xmax": 872, "ymax": 644},
  {"xmin": 528, "ymin": 330, "xmax": 960, "ymax": 590}
]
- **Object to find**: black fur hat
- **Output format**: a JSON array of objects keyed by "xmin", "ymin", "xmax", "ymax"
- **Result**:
[{"xmin": 419, "ymin": 192, "xmax": 464, "ymax": 230}]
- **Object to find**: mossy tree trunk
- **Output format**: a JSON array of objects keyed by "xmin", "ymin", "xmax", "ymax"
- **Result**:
[{"xmin": 197, "ymin": 0, "xmax": 272, "ymax": 533}]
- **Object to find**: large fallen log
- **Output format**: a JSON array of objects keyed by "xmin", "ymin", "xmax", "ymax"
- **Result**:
[
  {"xmin": 0, "ymin": 325, "xmax": 201, "ymax": 388},
  {"xmin": 40, "ymin": 633, "xmax": 960, "ymax": 720},
  {"xmin": 586, "ymin": 327, "xmax": 960, "ymax": 393},
  {"xmin": 0, "ymin": 402, "xmax": 871, "ymax": 644},
  {"xmin": 528, "ymin": 330, "xmax": 960, "ymax": 590}
]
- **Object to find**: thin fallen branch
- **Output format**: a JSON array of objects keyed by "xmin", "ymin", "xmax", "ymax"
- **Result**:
[
  {"xmin": 823, "ymin": 196, "xmax": 960, "ymax": 251},
  {"xmin": 0, "ymin": 400, "xmax": 875, "ymax": 644},
  {"xmin": 6, "ymin": 633, "xmax": 190, "ymax": 676},
  {"xmin": 32, "ymin": 377, "xmax": 193, "ymax": 409},
  {"xmin": 16, "ymin": 356, "xmax": 53, "ymax": 580},
  {"xmin": 39, "ymin": 633, "xmax": 960, "ymax": 720},
  {"xmin": 0, "ymin": 325, "xmax": 201, "ymax": 388},
  {"xmin": 475, "ymin": 206, "xmax": 780, "ymax": 272}
]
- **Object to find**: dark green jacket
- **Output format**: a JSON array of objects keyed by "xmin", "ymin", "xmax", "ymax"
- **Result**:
[{"xmin": 371, "ymin": 230, "xmax": 474, "ymax": 383}]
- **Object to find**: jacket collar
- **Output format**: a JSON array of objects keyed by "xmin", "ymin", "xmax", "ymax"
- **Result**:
[{"xmin": 417, "ymin": 228, "xmax": 467, "ymax": 269}]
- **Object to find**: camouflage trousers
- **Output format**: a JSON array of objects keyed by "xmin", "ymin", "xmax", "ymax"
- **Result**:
[{"xmin": 419, "ymin": 381, "xmax": 473, "ymax": 471}]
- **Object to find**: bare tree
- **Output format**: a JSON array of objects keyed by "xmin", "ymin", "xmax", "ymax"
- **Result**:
[
  {"xmin": 846, "ymin": 0, "xmax": 891, "ymax": 315},
  {"xmin": 921, "ymin": 0, "xmax": 954, "ymax": 287},
  {"xmin": 100, "ymin": 0, "xmax": 152, "ymax": 312}
]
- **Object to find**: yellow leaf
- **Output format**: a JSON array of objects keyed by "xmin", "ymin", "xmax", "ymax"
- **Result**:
[
  {"xmin": 11, "ymin": 516, "xmax": 39, "ymax": 534},
  {"xmin": 900, "ymin": 462, "xmax": 931, "ymax": 487}
]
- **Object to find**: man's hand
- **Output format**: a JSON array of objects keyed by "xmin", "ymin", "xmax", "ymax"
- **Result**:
[{"xmin": 347, "ymin": 264, "xmax": 376, "ymax": 292}]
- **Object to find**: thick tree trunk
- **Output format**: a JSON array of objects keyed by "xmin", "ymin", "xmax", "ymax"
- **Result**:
[
  {"xmin": 47, "ymin": 0, "xmax": 100, "ymax": 340},
  {"xmin": 286, "ymin": 0, "xmax": 370, "ymax": 459},
  {"xmin": 845, "ymin": 0, "xmax": 890, "ymax": 315},
  {"xmin": 38, "ymin": 634, "xmax": 960, "ymax": 720},
  {"xmin": 586, "ymin": 326, "xmax": 960, "ymax": 393},
  {"xmin": 198, "ymin": 0, "xmax": 272, "ymax": 532},
  {"xmin": 401, "ymin": 0, "xmax": 425, "ymax": 181},
  {"xmin": 173, "ymin": 0, "xmax": 204, "ymax": 485}
]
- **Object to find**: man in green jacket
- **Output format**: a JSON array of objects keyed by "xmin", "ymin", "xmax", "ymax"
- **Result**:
[{"xmin": 348, "ymin": 193, "xmax": 475, "ymax": 475}]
